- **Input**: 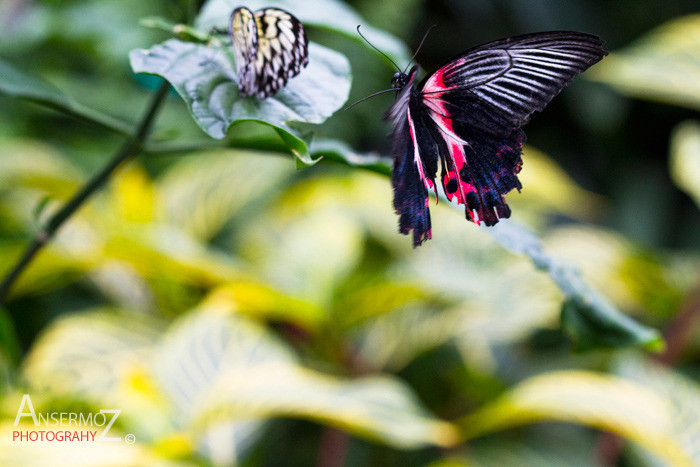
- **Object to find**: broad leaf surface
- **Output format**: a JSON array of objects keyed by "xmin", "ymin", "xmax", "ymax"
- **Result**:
[
  {"xmin": 460, "ymin": 370, "xmax": 695, "ymax": 466},
  {"xmin": 670, "ymin": 120, "xmax": 700, "ymax": 208},
  {"xmin": 561, "ymin": 298, "xmax": 663, "ymax": 351},
  {"xmin": 614, "ymin": 355, "xmax": 700, "ymax": 466},
  {"xmin": 0, "ymin": 58, "xmax": 132, "ymax": 135},
  {"xmin": 589, "ymin": 14, "xmax": 700, "ymax": 110},
  {"xmin": 130, "ymin": 40, "xmax": 350, "ymax": 165}
]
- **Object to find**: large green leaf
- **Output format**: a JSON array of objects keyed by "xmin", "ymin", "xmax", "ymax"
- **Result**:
[
  {"xmin": 0, "ymin": 58, "xmax": 72, "ymax": 108},
  {"xmin": 0, "ymin": 58, "xmax": 132, "ymax": 135},
  {"xmin": 544, "ymin": 225, "xmax": 686, "ymax": 320},
  {"xmin": 460, "ymin": 370, "xmax": 695, "ymax": 466},
  {"xmin": 670, "ymin": 120, "xmax": 700, "ymax": 209},
  {"xmin": 129, "ymin": 39, "xmax": 351, "ymax": 165},
  {"xmin": 561, "ymin": 298, "xmax": 663, "ymax": 351},
  {"xmin": 196, "ymin": 0, "xmax": 411, "ymax": 66},
  {"xmin": 588, "ymin": 14, "xmax": 700, "ymax": 110},
  {"xmin": 489, "ymin": 221, "xmax": 663, "ymax": 351}
]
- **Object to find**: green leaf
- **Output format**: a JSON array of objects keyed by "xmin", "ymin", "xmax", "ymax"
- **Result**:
[
  {"xmin": 488, "ymin": 221, "xmax": 663, "ymax": 351},
  {"xmin": 239, "ymin": 206, "xmax": 364, "ymax": 307},
  {"xmin": 140, "ymin": 16, "xmax": 211, "ymax": 43},
  {"xmin": 129, "ymin": 39, "xmax": 351, "ymax": 166},
  {"xmin": 311, "ymin": 139, "xmax": 391, "ymax": 176},
  {"xmin": 460, "ymin": 370, "xmax": 696, "ymax": 466},
  {"xmin": 561, "ymin": 299, "xmax": 664, "ymax": 351},
  {"xmin": 0, "ymin": 58, "xmax": 133, "ymax": 135},
  {"xmin": 588, "ymin": 14, "xmax": 700, "ymax": 110},
  {"xmin": 197, "ymin": 0, "xmax": 411, "ymax": 66},
  {"xmin": 0, "ymin": 58, "xmax": 72, "ymax": 108},
  {"xmin": 670, "ymin": 120, "xmax": 700, "ymax": 208}
]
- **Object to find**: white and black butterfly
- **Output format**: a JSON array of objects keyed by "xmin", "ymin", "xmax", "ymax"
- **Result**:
[
  {"xmin": 383, "ymin": 31, "xmax": 607, "ymax": 246},
  {"xmin": 229, "ymin": 7, "xmax": 309, "ymax": 98}
]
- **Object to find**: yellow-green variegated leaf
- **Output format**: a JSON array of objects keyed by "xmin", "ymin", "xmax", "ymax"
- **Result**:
[
  {"xmin": 203, "ymin": 283, "xmax": 324, "ymax": 331},
  {"xmin": 239, "ymin": 196, "xmax": 364, "ymax": 307},
  {"xmin": 151, "ymin": 305, "xmax": 292, "ymax": 464},
  {"xmin": 588, "ymin": 14, "xmax": 700, "ymax": 110},
  {"xmin": 353, "ymin": 306, "xmax": 464, "ymax": 372},
  {"xmin": 23, "ymin": 310, "xmax": 161, "ymax": 396},
  {"xmin": 516, "ymin": 145, "xmax": 603, "ymax": 220},
  {"xmin": 545, "ymin": 225, "xmax": 685, "ymax": 319},
  {"xmin": 157, "ymin": 151, "xmax": 294, "ymax": 241},
  {"xmin": 460, "ymin": 370, "xmax": 695, "ymax": 466},
  {"xmin": 20, "ymin": 310, "xmax": 175, "ymax": 444},
  {"xmin": 156, "ymin": 305, "xmax": 458, "ymax": 450},
  {"xmin": 614, "ymin": 356, "xmax": 700, "ymax": 466},
  {"xmin": 0, "ymin": 139, "xmax": 83, "ymax": 200},
  {"xmin": 192, "ymin": 365, "xmax": 459, "ymax": 449},
  {"xmin": 111, "ymin": 162, "xmax": 156, "ymax": 225},
  {"xmin": 670, "ymin": 120, "xmax": 700, "ymax": 209}
]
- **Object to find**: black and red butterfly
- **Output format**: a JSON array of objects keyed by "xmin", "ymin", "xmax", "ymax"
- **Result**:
[{"xmin": 380, "ymin": 31, "xmax": 606, "ymax": 246}]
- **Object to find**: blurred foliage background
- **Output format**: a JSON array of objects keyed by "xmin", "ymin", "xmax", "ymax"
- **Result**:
[{"xmin": 0, "ymin": 0, "xmax": 699, "ymax": 465}]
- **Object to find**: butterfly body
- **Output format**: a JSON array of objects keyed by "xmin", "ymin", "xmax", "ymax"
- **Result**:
[
  {"xmin": 387, "ymin": 31, "xmax": 607, "ymax": 246},
  {"xmin": 229, "ymin": 7, "xmax": 309, "ymax": 98}
]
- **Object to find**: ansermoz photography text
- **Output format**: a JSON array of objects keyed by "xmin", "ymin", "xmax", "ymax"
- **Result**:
[{"xmin": 12, "ymin": 394, "xmax": 135, "ymax": 444}]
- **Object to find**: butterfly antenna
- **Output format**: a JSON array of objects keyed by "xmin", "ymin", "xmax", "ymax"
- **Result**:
[
  {"xmin": 404, "ymin": 24, "xmax": 436, "ymax": 73},
  {"xmin": 344, "ymin": 88, "xmax": 396, "ymax": 111},
  {"xmin": 356, "ymin": 25, "xmax": 402, "ymax": 72}
]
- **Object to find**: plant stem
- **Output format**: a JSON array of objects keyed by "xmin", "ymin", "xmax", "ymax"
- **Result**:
[{"xmin": 0, "ymin": 81, "xmax": 170, "ymax": 304}]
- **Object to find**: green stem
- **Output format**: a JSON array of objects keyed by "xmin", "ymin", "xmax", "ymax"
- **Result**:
[{"xmin": 0, "ymin": 81, "xmax": 170, "ymax": 304}]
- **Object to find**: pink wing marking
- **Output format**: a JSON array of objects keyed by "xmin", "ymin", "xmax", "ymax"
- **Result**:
[
  {"xmin": 423, "ymin": 64, "xmax": 454, "ymax": 94},
  {"xmin": 422, "ymin": 94, "xmax": 482, "ymax": 224},
  {"xmin": 407, "ymin": 108, "xmax": 435, "ymax": 192}
]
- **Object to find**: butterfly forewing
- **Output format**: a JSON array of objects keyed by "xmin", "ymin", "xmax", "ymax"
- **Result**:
[
  {"xmin": 421, "ymin": 31, "xmax": 607, "ymax": 136},
  {"xmin": 389, "ymin": 31, "xmax": 607, "ymax": 245},
  {"xmin": 230, "ymin": 7, "xmax": 309, "ymax": 98},
  {"xmin": 230, "ymin": 7, "xmax": 258, "ymax": 96}
]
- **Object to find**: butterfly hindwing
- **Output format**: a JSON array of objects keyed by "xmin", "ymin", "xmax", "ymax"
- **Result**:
[
  {"xmin": 390, "ymin": 74, "xmax": 436, "ymax": 246},
  {"xmin": 230, "ymin": 7, "xmax": 309, "ymax": 98}
]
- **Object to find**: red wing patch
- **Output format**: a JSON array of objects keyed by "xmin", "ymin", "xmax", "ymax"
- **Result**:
[{"xmin": 424, "ymin": 91, "xmax": 524, "ymax": 226}]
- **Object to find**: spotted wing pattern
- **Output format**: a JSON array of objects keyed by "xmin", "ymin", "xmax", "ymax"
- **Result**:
[
  {"xmin": 230, "ymin": 7, "xmax": 309, "ymax": 98},
  {"xmin": 390, "ymin": 31, "xmax": 607, "ymax": 246}
]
